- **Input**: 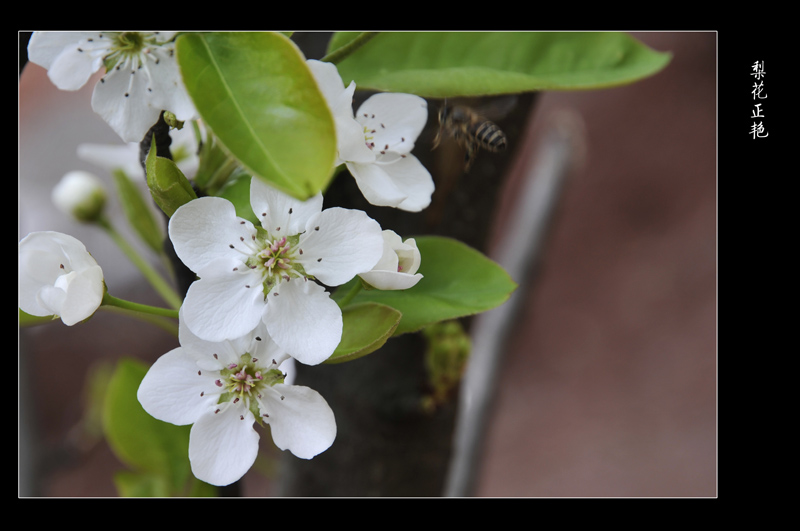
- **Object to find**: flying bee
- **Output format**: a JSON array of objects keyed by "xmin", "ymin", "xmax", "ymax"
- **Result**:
[{"xmin": 432, "ymin": 102, "xmax": 508, "ymax": 172}]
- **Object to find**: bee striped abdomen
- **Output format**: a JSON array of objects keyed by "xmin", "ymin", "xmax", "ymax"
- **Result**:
[{"xmin": 472, "ymin": 121, "xmax": 507, "ymax": 152}]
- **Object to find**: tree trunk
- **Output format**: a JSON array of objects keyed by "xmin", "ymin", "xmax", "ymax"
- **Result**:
[{"xmin": 278, "ymin": 71, "xmax": 538, "ymax": 495}]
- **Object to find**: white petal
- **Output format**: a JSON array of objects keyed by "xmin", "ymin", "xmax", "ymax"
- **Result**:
[
  {"xmin": 377, "ymin": 154, "xmax": 435, "ymax": 212},
  {"xmin": 151, "ymin": 32, "xmax": 179, "ymax": 44},
  {"xmin": 140, "ymin": 44, "xmax": 198, "ymax": 122},
  {"xmin": 168, "ymin": 197, "xmax": 256, "ymax": 274},
  {"xmin": 28, "ymin": 32, "xmax": 106, "ymax": 91},
  {"xmin": 18, "ymin": 232, "xmax": 104, "ymax": 323},
  {"xmin": 137, "ymin": 347, "xmax": 219, "ymax": 426},
  {"xmin": 261, "ymin": 384, "xmax": 336, "ymax": 459},
  {"xmin": 356, "ymin": 93, "xmax": 428, "ymax": 154},
  {"xmin": 346, "ymin": 161, "xmax": 408, "ymax": 209},
  {"xmin": 336, "ymin": 114, "xmax": 376, "ymax": 164},
  {"xmin": 307, "ymin": 60, "xmax": 344, "ymax": 96},
  {"xmin": 35, "ymin": 285, "xmax": 66, "ymax": 318},
  {"xmin": 264, "ymin": 279, "xmax": 342, "ymax": 366},
  {"xmin": 396, "ymin": 237, "xmax": 422, "ymax": 275},
  {"xmin": 306, "ymin": 60, "xmax": 373, "ymax": 165},
  {"xmin": 178, "ymin": 308, "xmax": 242, "ymax": 370},
  {"xmin": 91, "ymin": 61, "xmax": 165, "ymax": 142},
  {"xmin": 359, "ymin": 270, "xmax": 423, "ymax": 291},
  {"xmin": 248, "ymin": 328, "xmax": 292, "ymax": 369},
  {"xmin": 189, "ymin": 404, "xmax": 260, "ymax": 486},
  {"xmin": 59, "ymin": 265, "xmax": 105, "ymax": 325},
  {"xmin": 297, "ymin": 208, "xmax": 384, "ymax": 286},
  {"xmin": 371, "ymin": 230, "xmax": 402, "ymax": 272},
  {"xmin": 181, "ymin": 269, "xmax": 265, "ymax": 343},
  {"xmin": 28, "ymin": 32, "xmax": 97, "ymax": 69},
  {"xmin": 19, "ymin": 250, "xmax": 65, "ymax": 317},
  {"xmin": 77, "ymin": 142, "xmax": 144, "ymax": 179},
  {"xmin": 306, "ymin": 60, "xmax": 357, "ymax": 121},
  {"xmin": 92, "ymin": 64, "xmax": 161, "ymax": 142},
  {"xmin": 249, "ymin": 178, "xmax": 322, "ymax": 237}
]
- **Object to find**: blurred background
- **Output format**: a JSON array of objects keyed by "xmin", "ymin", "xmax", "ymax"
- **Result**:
[{"xmin": 18, "ymin": 31, "xmax": 716, "ymax": 497}]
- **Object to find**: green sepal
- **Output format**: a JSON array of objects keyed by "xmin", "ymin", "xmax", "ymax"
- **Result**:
[{"xmin": 18, "ymin": 308, "xmax": 57, "ymax": 327}]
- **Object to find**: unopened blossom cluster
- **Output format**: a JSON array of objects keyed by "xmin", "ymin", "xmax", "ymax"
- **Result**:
[{"xmin": 22, "ymin": 32, "xmax": 429, "ymax": 487}]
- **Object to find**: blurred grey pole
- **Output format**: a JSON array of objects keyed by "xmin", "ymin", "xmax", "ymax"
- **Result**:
[{"xmin": 444, "ymin": 110, "xmax": 586, "ymax": 497}]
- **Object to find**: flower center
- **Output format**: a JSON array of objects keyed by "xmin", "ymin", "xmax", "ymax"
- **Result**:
[
  {"xmin": 215, "ymin": 353, "xmax": 285, "ymax": 420},
  {"xmin": 361, "ymin": 124, "xmax": 408, "ymax": 165},
  {"xmin": 242, "ymin": 231, "xmax": 306, "ymax": 296},
  {"xmin": 102, "ymin": 32, "xmax": 167, "ymax": 72},
  {"xmin": 113, "ymin": 32, "xmax": 147, "ymax": 54},
  {"xmin": 259, "ymin": 236, "xmax": 293, "ymax": 273}
]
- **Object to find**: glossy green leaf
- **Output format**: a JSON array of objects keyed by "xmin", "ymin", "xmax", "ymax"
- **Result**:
[
  {"xmin": 112, "ymin": 169, "xmax": 164, "ymax": 253},
  {"xmin": 102, "ymin": 358, "xmax": 192, "ymax": 495},
  {"xmin": 333, "ymin": 236, "xmax": 516, "ymax": 335},
  {"xmin": 326, "ymin": 302, "xmax": 402, "ymax": 364},
  {"xmin": 177, "ymin": 32, "xmax": 336, "ymax": 200},
  {"xmin": 328, "ymin": 32, "xmax": 672, "ymax": 97},
  {"xmin": 217, "ymin": 173, "xmax": 258, "ymax": 225}
]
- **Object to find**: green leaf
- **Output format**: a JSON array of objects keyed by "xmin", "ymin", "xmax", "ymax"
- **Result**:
[
  {"xmin": 177, "ymin": 32, "xmax": 336, "ymax": 200},
  {"xmin": 217, "ymin": 173, "xmax": 258, "ymax": 225},
  {"xmin": 112, "ymin": 169, "xmax": 164, "ymax": 253},
  {"xmin": 113, "ymin": 471, "xmax": 172, "ymax": 498},
  {"xmin": 145, "ymin": 137, "xmax": 197, "ymax": 217},
  {"xmin": 333, "ymin": 236, "xmax": 516, "ymax": 335},
  {"xmin": 102, "ymin": 358, "xmax": 192, "ymax": 495},
  {"xmin": 328, "ymin": 32, "xmax": 672, "ymax": 97},
  {"xmin": 326, "ymin": 302, "xmax": 402, "ymax": 364}
]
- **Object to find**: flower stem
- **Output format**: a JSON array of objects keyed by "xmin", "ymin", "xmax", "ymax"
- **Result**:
[
  {"xmin": 102, "ymin": 292, "xmax": 179, "ymax": 320},
  {"xmin": 320, "ymin": 32, "xmax": 379, "ymax": 64},
  {"xmin": 336, "ymin": 281, "xmax": 363, "ymax": 308},
  {"xmin": 100, "ymin": 303, "xmax": 178, "ymax": 336},
  {"xmin": 97, "ymin": 217, "xmax": 183, "ymax": 310}
]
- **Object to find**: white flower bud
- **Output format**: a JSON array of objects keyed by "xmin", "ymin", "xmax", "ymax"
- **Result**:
[
  {"xmin": 18, "ymin": 231, "xmax": 105, "ymax": 325},
  {"xmin": 359, "ymin": 230, "xmax": 423, "ymax": 290},
  {"xmin": 52, "ymin": 170, "xmax": 106, "ymax": 222}
]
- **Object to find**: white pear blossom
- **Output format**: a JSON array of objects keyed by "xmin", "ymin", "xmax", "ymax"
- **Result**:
[
  {"xmin": 18, "ymin": 231, "xmax": 105, "ymax": 325},
  {"xmin": 168, "ymin": 177, "xmax": 384, "ymax": 365},
  {"xmin": 359, "ymin": 230, "xmax": 423, "ymax": 290},
  {"xmin": 51, "ymin": 170, "xmax": 107, "ymax": 222},
  {"xmin": 27, "ymin": 31, "xmax": 197, "ymax": 143},
  {"xmin": 137, "ymin": 316, "xmax": 336, "ymax": 486},
  {"xmin": 307, "ymin": 60, "xmax": 434, "ymax": 212}
]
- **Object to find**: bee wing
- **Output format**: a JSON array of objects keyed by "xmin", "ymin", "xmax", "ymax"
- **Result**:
[{"xmin": 477, "ymin": 95, "xmax": 518, "ymax": 122}]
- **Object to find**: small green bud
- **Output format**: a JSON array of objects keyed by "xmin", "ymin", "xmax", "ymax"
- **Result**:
[
  {"xmin": 145, "ymin": 136, "xmax": 197, "ymax": 217},
  {"xmin": 162, "ymin": 111, "xmax": 184, "ymax": 130},
  {"xmin": 51, "ymin": 171, "xmax": 107, "ymax": 222},
  {"xmin": 422, "ymin": 320, "xmax": 472, "ymax": 411}
]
